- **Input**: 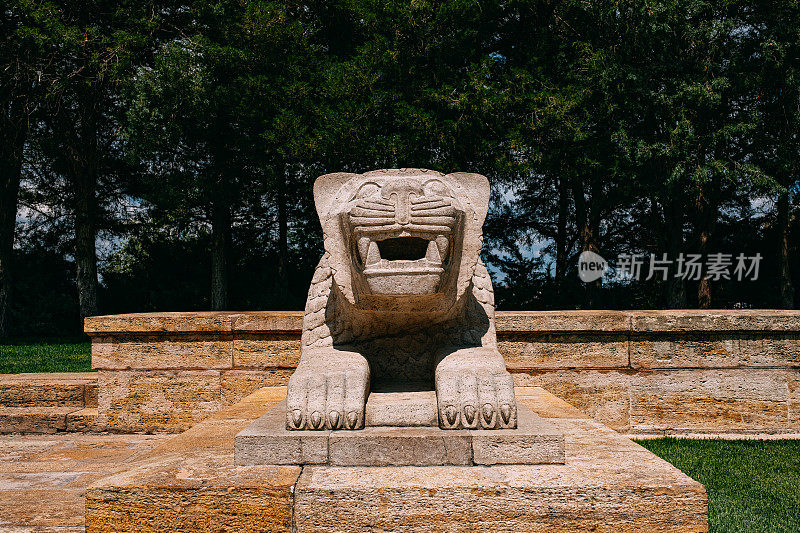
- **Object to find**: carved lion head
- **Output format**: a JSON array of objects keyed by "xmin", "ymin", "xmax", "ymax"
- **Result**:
[{"xmin": 313, "ymin": 169, "xmax": 489, "ymax": 315}]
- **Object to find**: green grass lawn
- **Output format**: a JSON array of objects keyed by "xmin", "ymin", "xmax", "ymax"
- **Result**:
[
  {"xmin": 0, "ymin": 337, "xmax": 92, "ymax": 374},
  {"xmin": 637, "ymin": 438, "xmax": 800, "ymax": 533}
]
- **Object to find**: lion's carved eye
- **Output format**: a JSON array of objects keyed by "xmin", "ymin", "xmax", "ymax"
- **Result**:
[
  {"xmin": 355, "ymin": 182, "xmax": 380, "ymax": 199},
  {"xmin": 422, "ymin": 179, "xmax": 451, "ymax": 198}
]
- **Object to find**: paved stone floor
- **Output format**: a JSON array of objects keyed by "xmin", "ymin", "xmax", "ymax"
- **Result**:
[{"xmin": 0, "ymin": 433, "xmax": 169, "ymax": 532}]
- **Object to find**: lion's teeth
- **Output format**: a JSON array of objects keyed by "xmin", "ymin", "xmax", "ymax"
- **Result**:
[
  {"xmin": 436, "ymin": 235, "xmax": 449, "ymax": 259},
  {"xmin": 366, "ymin": 241, "xmax": 381, "ymax": 265},
  {"xmin": 426, "ymin": 239, "xmax": 441, "ymax": 264},
  {"xmin": 358, "ymin": 237, "xmax": 370, "ymax": 263}
]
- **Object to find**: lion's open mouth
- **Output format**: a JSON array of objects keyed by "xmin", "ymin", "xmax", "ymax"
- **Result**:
[
  {"xmin": 353, "ymin": 234, "xmax": 450, "ymax": 275},
  {"xmin": 377, "ymin": 237, "xmax": 428, "ymax": 261}
]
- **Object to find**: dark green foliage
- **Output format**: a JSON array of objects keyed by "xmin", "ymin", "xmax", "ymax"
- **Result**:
[
  {"xmin": 101, "ymin": 230, "xmax": 212, "ymax": 313},
  {"xmin": 2, "ymin": 0, "xmax": 799, "ymax": 335},
  {"xmin": 9, "ymin": 249, "xmax": 80, "ymax": 336},
  {"xmin": 639, "ymin": 438, "xmax": 800, "ymax": 532}
]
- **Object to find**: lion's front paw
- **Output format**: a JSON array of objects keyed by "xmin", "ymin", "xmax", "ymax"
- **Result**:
[
  {"xmin": 435, "ymin": 351, "xmax": 517, "ymax": 429},
  {"xmin": 286, "ymin": 352, "xmax": 370, "ymax": 430}
]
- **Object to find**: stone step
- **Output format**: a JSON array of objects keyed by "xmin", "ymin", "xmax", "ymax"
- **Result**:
[
  {"xmin": 0, "ymin": 406, "xmax": 76, "ymax": 433},
  {"xmin": 0, "ymin": 372, "xmax": 98, "ymax": 408},
  {"xmin": 235, "ymin": 399, "xmax": 565, "ymax": 466},
  {"xmin": 67, "ymin": 407, "xmax": 99, "ymax": 432},
  {"xmin": 0, "ymin": 406, "xmax": 100, "ymax": 434}
]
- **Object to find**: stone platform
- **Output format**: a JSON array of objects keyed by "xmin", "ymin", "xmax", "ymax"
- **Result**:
[
  {"xmin": 235, "ymin": 397, "xmax": 564, "ymax": 466},
  {"xmin": 85, "ymin": 386, "xmax": 708, "ymax": 532}
]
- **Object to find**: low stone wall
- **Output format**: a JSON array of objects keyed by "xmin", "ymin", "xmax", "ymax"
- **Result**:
[{"xmin": 84, "ymin": 310, "xmax": 800, "ymax": 434}]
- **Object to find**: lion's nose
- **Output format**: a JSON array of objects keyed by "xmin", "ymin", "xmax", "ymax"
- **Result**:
[
  {"xmin": 392, "ymin": 193, "xmax": 411, "ymax": 225},
  {"xmin": 382, "ymin": 182, "xmax": 422, "ymax": 226}
]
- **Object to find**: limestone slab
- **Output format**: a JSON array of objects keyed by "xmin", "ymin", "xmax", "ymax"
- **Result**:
[
  {"xmin": 84, "ymin": 311, "xmax": 238, "ymax": 334},
  {"xmin": 328, "ymin": 426, "xmax": 472, "ymax": 466},
  {"xmin": 499, "ymin": 332, "xmax": 629, "ymax": 369},
  {"xmin": 0, "ymin": 488, "xmax": 87, "ymax": 529},
  {"xmin": 495, "ymin": 310, "xmax": 632, "ymax": 332},
  {"xmin": 86, "ymin": 457, "xmax": 299, "ymax": 533},
  {"xmin": 232, "ymin": 311, "xmax": 303, "ymax": 333},
  {"xmin": 220, "ymin": 369, "xmax": 293, "ymax": 406},
  {"xmin": 82, "ymin": 309, "xmax": 800, "ymax": 435},
  {"xmin": 81, "ymin": 386, "xmax": 706, "ymax": 532},
  {"xmin": 513, "ymin": 370, "xmax": 632, "ymax": 431},
  {"xmin": 514, "ymin": 386, "xmax": 590, "ymax": 419},
  {"xmin": 0, "ymin": 373, "xmax": 95, "ymax": 407},
  {"xmin": 91, "ymin": 334, "xmax": 232, "ymax": 370},
  {"xmin": 233, "ymin": 333, "xmax": 301, "ymax": 369},
  {"xmin": 790, "ymin": 371, "xmax": 800, "ymax": 425},
  {"xmin": 97, "ymin": 370, "xmax": 222, "ymax": 433},
  {"xmin": 0, "ymin": 432, "xmax": 168, "ymax": 530},
  {"xmin": 293, "ymin": 416, "xmax": 707, "ymax": 532},
  {"xmin": 86, "ymin": 387, "xmax": 297, "ymax": 532},
  {"xmin": 66, "ymin": 407, "xmax": 99, "ymax": 432},
  {"xmin": 364, "ymin": 390, "xmax": 438, "ymax": 427},
  {"xmin": 0, "ymin": 407, "xmax": 76, "ymax": 433},
  {"xmin": 630, "ymin": 369, "xmax": 789, "ymax": 432},
  {"xmin": 631, "ymin": 309, "xmax": 800, "ymax": 332},
  {"xmin": 85, "ymin": 380, "xmax": 99, "ymax": 407},
  {"xmin": 630, "ymin": 332, "xmax": 800, "ymax": 369},
  {"xmin": 83, "ymin": 310, "xmax": 800, "ymax": 336}
]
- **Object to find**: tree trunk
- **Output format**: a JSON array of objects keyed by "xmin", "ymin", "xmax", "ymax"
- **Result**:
[
  {"xmin": 0, "ymin": 103, "xmax": 26, "ymax": 337},
  {"xmin": 554, "ymin": 177, "xmax": 569, "ymax": 291},
  {"xmin": 572, "ymin": 181, "xmax": 592, "ymax": 252},
  {"xmin": 74, "ymin": 164, "xmax": 98, "ymax": 319},
  {"xmin": 276, "ymin": 173, "xmax": 289, "ymax": 293},
  {"xmin": 664, "ymin": 195, "xmax": 686, "ymax": 308},
  {"xmin": 695, "ymin": 183, "xmax": 716, "ymax": 309},
  {"xmin": 572, "ymin": 179, "xmax": 601, "ymax": 306},
  {"xmin": 777, "ymin": 190, "xmax": 794, "ymax": 308},
  {"xmin": 210, "ymin": 189, "xmax": 230, "ymax": 310},
  {"xmin": 73, "ymin": 95, "xmax": 99, "ymax": 320}
]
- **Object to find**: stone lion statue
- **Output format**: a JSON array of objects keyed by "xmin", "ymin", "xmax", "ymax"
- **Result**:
[{"xmin": 286, "ymin": 169, "xmax": 517, "ymax": 430}]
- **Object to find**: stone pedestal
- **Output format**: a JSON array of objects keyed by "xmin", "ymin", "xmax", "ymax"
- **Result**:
[
  {"xmin": 235, "ymin": 396, "xmax": 565, "ymax": 466},
  {"xmin": 85, "ymin": 386, "xmax": 708, "ymax": 532}
]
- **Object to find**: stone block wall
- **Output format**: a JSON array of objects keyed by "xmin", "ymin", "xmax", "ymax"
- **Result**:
[{"xmin": 85, "ymin": 310, "xmax": 800, "ymax": 434}]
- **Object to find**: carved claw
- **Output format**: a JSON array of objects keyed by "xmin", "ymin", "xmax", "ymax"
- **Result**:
[
  {"xmin": 286, "ymin": 354, "xmax": 369, "ymax": 431},
  {"xmin": 444, "ymin": 405, "xmax": 458, "ymax": 426},
  {"xmin": 328, "ymin": 410, "xmax": 340, "ymax": 429},
  {"xmin": 435, "ymin": 349, "xmax": 517, "ymax": 430},
  {"xmin": 291, "ymin": 409, "xmax": 303, "ymax": 429},
  {"xmin": 500, "ymin": 404, "xmax": 511, "ymax": 425},
  {"xmin": 482, "ymin": 403, "xmax": 494, "ymax": 425},
  {"xmin": 463, "ymin": 404, "xmax": 476, "ymax": 425}
]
